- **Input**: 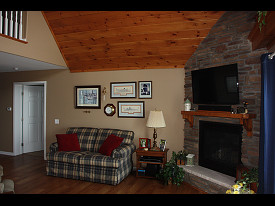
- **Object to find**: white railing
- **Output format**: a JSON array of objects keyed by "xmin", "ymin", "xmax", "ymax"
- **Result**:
[{"xmin": 0, "ymin": 11, "xmax": 26, "ymax": 41}]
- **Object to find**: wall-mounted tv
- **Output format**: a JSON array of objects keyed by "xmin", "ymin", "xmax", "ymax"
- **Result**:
[{"xmin": 191, "ymin": 63, "xmax": 239, "ymax": 105}]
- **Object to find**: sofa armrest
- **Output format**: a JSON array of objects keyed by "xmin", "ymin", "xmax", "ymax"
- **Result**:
[
  {"xmin": 111, "ymin": 143, "xmax": 136, "ymax": 158},
  {"xmin": 49, "ymin": 142, "xmax": 58, "ymax": 152}
]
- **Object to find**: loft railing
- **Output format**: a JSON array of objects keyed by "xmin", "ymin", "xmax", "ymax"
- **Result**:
[{"xmin": 0, "ymin": 11, "xmax": 27, "ymax": 41}]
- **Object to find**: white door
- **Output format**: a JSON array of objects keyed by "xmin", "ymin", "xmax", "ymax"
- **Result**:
[{"xmin": 22, "ymin": 85, "xmax": 44, "ymax": 153}]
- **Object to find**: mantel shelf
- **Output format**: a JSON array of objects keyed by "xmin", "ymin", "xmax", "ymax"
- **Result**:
[{"xmin": 181, "ymin": 110, "xmax": 256, "ymax": 136}]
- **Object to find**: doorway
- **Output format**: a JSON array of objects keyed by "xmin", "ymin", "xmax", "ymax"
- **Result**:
[{"xmin": 13, "ymin": 81, "xmax": 47, "ymax": 160}]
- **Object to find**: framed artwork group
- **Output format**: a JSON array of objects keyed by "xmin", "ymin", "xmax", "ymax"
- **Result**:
[
  {"xmin": 110, "ymin": 81, "xmax": 152, "ymax": 99},
  {"xmin": 110, "ymin": 81, "xmax": 151, "ymax": 118},
  {"xmin": 75, "ymin": 81, "xmax": 152, "ymax": 118}
]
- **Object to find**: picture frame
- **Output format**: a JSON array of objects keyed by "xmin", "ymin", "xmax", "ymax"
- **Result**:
[
  {"xmin": 117, "ymin": 101, "xmax": 145, "ymax": 118},
  {"xmin": 159, "ymin": 139, "xmax": 167, "ymax": 151},
  {"xmin": 139, "ymin": 138, "xmax": 148, "ymax": 149},
  {"xmin": 146, "ymin": 138, "xmax": 151, "ymax": 149},
  {"xmin": 110, "ymin": 82, "xmax": 136, "ymax": 98},
  {"xmin": 139, "ymin": 138, "xmax": 151, "ymax": 149},
  {"xmin": 138, "ymin": 81, "xmax": 152, "ymax": 99},
  {"xmin": 75, "ymin": 85, "xmax": 101, "ymax": 109}
]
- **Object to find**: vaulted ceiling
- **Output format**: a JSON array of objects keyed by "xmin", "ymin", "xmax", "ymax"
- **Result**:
[{"xmin": 42, "ymin": 11, "xmax": 224, "ymax": 72}]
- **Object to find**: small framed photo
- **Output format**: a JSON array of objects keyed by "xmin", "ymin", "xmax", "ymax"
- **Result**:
[
  {"xmin": 138, "ymin": 81, "xmax": 152, "ymax": 99},
  {"xmin": 146, "ymin": 138, "xmax": 151, "ymax": 149},
  {"xmin": 75, "ymin": 85, "xmax": 101, "ymax": 109},
  {"xmin": 110, "ymin": 82, "xmax": 136, "ymax": 98},
  {"xmin": 159, "ymin": 139, "xmax": 167, "ymax": 151},
  {"xmin": 139, "ymin": 138, "xmax": 147, "ymax": 149},
  {"xmin": 117, "ymin": 101, "xmax": 145, "ymax": 118}
]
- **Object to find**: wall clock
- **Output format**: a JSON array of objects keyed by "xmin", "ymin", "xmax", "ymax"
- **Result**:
[{"xmin": 104, "ymin": 104, "xmax": 116, "ymax": 116}]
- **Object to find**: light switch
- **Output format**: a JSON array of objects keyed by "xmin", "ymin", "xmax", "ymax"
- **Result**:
[{"xmin": 55, "ymin": 119, "xmax": 59, "ymax": 125}]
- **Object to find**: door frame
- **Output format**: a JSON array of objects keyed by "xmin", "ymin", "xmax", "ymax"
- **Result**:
[{"xmin": 13, "ymin": 81, "xmax": 47, "ymax": 160}]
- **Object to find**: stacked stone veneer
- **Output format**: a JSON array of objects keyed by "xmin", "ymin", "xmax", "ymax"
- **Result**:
[{"xmin": 183, "ymin": 11, "xmax": 268, "ymax": 169}]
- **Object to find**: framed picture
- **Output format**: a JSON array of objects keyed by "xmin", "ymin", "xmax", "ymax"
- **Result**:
[
  {"xmin": 75, "ymin": 85, "xmax": 101, "ymax": 109},
  {"xmin": 117, "ymin": 101, "xmax": 145, "ymax": 118},
  {"xmin": 139, "ymin": 81, "xmax": 152, "ymax": 99},
  {"xmin": 159, "ymin": 139, "xmax": 167, "ymax": 151},
  {"xmin": 139, "ymin": 138, "xmax": 147, "ymax": 149},
  {"xmin": 146, "ymin": 138, "xmax": 151, "ymax": 149},
  {"xmin": 110, "ymin": 82, "xmax": 136, "ymax": 98}
]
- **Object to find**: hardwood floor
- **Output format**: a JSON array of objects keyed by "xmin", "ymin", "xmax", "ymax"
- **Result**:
[{"xmin": 0, "ymin": 151, "xmax": 206, "ymax": 194}]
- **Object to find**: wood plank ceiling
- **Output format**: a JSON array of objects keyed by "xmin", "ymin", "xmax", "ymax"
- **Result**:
[{"xmin": 42, "ymin": 11, "xmax": 224, "ymax": 72}]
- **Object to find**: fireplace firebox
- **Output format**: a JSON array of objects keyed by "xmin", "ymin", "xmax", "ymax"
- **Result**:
[{"xmin": 199, "ymin": 121, "xmax": 242, "ymax": 177}]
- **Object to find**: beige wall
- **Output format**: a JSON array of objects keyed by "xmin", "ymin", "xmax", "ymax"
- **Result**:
[
  {"xmin": 0, "ymin": 68, "xmax": 185, "ymax": 163},
  {"xmin": 0, "ymin": 11, "xmax": 67, "ymax": 67}
]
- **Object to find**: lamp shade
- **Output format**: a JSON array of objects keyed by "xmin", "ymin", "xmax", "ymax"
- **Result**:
[{"xmin": 146, "ymin": 110, "xmax": 166, "ymax": 128}]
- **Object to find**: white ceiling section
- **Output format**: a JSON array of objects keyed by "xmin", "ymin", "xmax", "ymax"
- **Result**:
[{"xmin": 0, "ymin": 51, "xmax": 68, "ymax": 73}]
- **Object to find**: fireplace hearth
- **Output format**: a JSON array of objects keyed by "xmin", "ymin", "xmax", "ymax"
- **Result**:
[{"xmin": 199, "ymin": 121, "xmax": 242, "ymax": 177}]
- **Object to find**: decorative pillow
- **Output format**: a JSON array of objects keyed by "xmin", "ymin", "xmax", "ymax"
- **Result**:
[
  {"xmin": 56, "ymin": 133, "xmax": 81, "ymax": 151},
  {"xmin": 99, "ymin": 134, "xmax": 124, "ymax": 156}
]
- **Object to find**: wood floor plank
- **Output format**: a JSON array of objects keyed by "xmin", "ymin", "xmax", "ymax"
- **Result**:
[{"xmin": 0, "ymin": 151, "xmax": 206, "ymax": 194}]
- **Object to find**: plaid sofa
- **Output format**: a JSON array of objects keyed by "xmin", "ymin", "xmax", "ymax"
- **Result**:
[{"xmin": 46, "ymin": 127, "xmax": 136, "ymax": 185}]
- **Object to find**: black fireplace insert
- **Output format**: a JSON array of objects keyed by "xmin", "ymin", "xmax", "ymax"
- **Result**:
[{"xmin": 199, "ymin": 121, "xmax": 242, "ymax": 177}]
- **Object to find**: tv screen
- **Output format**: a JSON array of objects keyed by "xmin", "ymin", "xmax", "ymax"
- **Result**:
[{"xmin": 192, "ymin": 63, "xmax": 239, "ymax": 105}]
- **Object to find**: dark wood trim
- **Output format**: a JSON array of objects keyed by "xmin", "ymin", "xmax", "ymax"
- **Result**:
[
  {"xmin": 0, "ymin": 33, "xmax": 28, "ymax": 44},
  {"xmin": 248, "ymin": 11, "xmax": 275, "ymax": 50}
]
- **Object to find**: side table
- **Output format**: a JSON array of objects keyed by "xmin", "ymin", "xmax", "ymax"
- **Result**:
[{"xmin": 135, "ymin": 148, "xmax": 169, "ymax": 178}]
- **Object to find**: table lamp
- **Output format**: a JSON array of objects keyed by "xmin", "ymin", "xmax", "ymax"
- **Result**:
[{"xmin": 146, "ymin": 110, "xmax": 166, "ymax": 151}]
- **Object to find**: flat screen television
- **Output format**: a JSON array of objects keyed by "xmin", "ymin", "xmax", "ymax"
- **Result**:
[{"xmin": 191, "ymin": 63, "xmax": 239, "ymax": 105}]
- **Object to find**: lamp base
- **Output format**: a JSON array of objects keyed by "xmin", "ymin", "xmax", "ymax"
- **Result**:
[{"xmin": 152, "ymin": 128, "xmax": 158, "ymax": 148}]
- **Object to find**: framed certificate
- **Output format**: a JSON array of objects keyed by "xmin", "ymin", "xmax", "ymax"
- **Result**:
[
  {"xmin": 117, "ymin": 101, "xmax": 145, "ymax": 118},
  {"xmin": 110, "ymin": 82, "xmax": 136, "ymax": 98}
]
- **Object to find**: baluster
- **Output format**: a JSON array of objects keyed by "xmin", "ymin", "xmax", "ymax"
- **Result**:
[
  {"xmin": 0, "ymin": 11, "xmax": 3, "ymax": 34},
  {"xmin": 13, "ymin": 11, "xmax": 18, "ymax": 39},
  {"xmin": 4, "ymin": 11, "xmax": 8, "ymax": 35},
  {"xmin": 9, "ymin": 11, "xmax": 13, "ymax": 37}
]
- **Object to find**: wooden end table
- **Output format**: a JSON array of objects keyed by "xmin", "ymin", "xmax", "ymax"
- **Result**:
[{"xmin": 135, "ymin": 148, "xmax": 169, "ymax": 178}]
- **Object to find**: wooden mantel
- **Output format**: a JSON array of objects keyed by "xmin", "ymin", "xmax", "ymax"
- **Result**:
[{"xmin": 181, "ymin": 110, "xmax": 256, "ymax": 136}]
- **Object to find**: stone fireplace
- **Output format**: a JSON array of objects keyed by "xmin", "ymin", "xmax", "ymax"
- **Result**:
[
  {"xmin": 183, "ymin": 11, "xmax": 268, "ymax": 170},
  {"xmin": 181, "ymin": 11, "xmax": 269, "ymax": 193}
]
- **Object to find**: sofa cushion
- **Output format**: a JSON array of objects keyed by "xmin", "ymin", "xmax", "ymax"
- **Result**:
[
  {"xmin": 99, "ymin": 134, "xmax": 124, "ymax": 156},
  {"xmin": 48, "ymin": 151, "xmax": 122, "ymax": 168},
  {"xmin": 47, "ymin": 151, "xmax": 90, "ymax": 164},
  {"xmin": 93, "ymin": 128, "xmax": 134, "ymax": 152},
  {"xmin": 79, "ymin": 153, "xmax": 121, "ymax": 168},
  {"xmin": 56, "ymin": 133, "xmax": 81, "ymax": 151},
  {"xmin": 66, "ymin": 127, "xmax": 98, "ymax": 152}
]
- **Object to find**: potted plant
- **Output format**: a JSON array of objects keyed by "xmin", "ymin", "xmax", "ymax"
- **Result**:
[
  {"xmin": 237, "ymin": 167, "xmax": 258, "ymax": 193},
  {"xmin": 156, "ymin": 152, "xmax": 185, "ymax": 186},
  {"xmin": 226, "ymin": 182, "xmax": 255, "ymax": 194},
  {"xmin": 257, "ymin": 11, "xmax": 267, "ymax": 31},
  {"xmin": 176, "ymin": 150, "xmax": 187, "ymax": 165}
]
